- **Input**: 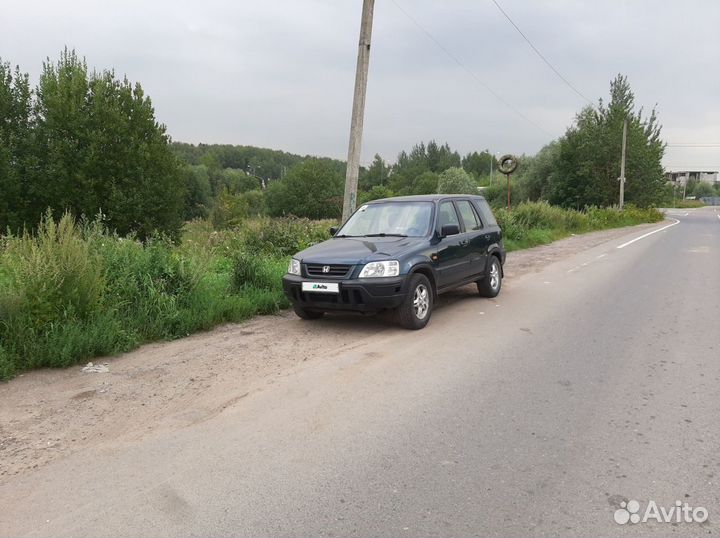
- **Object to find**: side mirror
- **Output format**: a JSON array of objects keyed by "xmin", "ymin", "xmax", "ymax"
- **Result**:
[
  {"xmin": 329, "ymin": 226, "xmax": 338, "ymax": 236},
  {"xmin": 441, "ymin": 223, "xmax": 460, "ymax": 238}
]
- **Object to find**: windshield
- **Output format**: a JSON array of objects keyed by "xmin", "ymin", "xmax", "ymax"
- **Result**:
[{"xmin": 338, "ymin": 201, "xmax": 433, "ymax": 238}]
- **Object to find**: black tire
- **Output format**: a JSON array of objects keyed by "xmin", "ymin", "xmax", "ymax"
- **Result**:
[
  {"xmin": 293, "ymin": 305, "xmax": 325, "ymax": 320},
  {"xmin": 397, "ymin": 274, "xmax": 433, "ymax": 330},
  {"xmin": 477, "ymin": 256, "xmax": 502, "ymax": 298}
]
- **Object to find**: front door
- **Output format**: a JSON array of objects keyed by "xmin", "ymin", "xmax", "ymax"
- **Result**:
[{"xmin": 435, "ymin": 201, "xmax": 469, "ymax": 288}]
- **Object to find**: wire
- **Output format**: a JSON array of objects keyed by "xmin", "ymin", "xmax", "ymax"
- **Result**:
[
  {"xmin": 389, "ymin": 0, "xmax": 553, "ymax": 138},
  {"xmin": 490, "ymin": 0, "xmax": 591, "ymax": 104},
  {"xmin": 666, "ymin": 144, "xmax": 720, "ymax": 148}
]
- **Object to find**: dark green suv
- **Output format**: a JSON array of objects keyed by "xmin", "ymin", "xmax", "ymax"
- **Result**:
[{"xmin": 282, "ymin": 194, "xmax": 505, "ymax": 329}]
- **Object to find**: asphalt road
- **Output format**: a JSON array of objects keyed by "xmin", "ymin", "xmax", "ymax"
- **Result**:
[{"xmin": 2, "ymin": 207, "xmax": 719, "ymax": 537}]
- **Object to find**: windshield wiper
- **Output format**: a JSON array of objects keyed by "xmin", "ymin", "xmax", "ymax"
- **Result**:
[
  {"xmin": 334, "ymin": 234, "xmax": 359, "ymax": 238},
  {"xmin": 363, "ymin": 233, "xmax": 408, "ymax": 238}
]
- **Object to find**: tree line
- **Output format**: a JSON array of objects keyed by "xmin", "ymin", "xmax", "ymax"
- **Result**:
[
  {"xmin": 1, "ymin": 50, "xmax": 680, "ymax": 238},
  {"xmin": 0, "ymin": 49, "xmax": 182, "ymax": 239}
]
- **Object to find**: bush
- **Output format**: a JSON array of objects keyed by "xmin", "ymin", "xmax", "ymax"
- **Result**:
[
  {"xmin": 359, "ymin": 185, "xmax": 395, "ymax": 204},
  {"xmin": 437, "ymin": 167, "xmax": 478, "ymax": 195},
  {"xmin": 586, "ymin": 205, "xmax": 663, "ymax": 229},
  {"xmin": 2, "ymin": 212, "xmax": 104, "ymax": 327},
  {"xmin": 265, "ymin": 159, "xmax": 343, "ymax": 219},
  {"xmin": 240, "ymin": 217, "xmax": 332, "ymax": 256},
  {"xmin": 0, "ymin": 213, "xmax": 294, "ymax": 379},
  {"xmin": 232, "ymin": 253, "xmax": 286, "ymax": 291},
  {"xmin": 493, "ymin": 201, "xmax": 662, "ymax": 251},
  {"xmin": 211, "ymin": 190, "xmax": 250, "ymax": 229}
]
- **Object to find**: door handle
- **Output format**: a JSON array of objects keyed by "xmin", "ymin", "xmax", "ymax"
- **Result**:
[
  {"xmin": 459, "ymin": 240, "xmax": 469, "ymax": 246},
  {"xmin": 484, "ymin": 234, "xmax": 492, "ymax": 239}
]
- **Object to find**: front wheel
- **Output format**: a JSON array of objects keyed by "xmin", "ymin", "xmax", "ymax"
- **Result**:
[
  {"xmin": 477, "ymin": 256, "xmax": 502, "ymax": 297},
  {"xmin": 397, "ymin": 274, "xmax": 433, "ymax": 330},
  {"xmin": 293, "ymin": 305, "xmax": 325, "ymax": 320}
]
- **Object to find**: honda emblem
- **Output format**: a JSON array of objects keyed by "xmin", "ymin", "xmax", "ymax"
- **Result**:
[{"xmin": 322, "ymin": 265, "xmax": 331, "ymax": 273}]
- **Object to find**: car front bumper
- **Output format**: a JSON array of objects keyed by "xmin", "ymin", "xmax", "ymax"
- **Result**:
[{"xmin": 282, "ymin": 274, "xmax": 407, "ymax": 313}]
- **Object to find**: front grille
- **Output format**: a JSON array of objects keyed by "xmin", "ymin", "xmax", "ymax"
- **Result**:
[
  {"xmin": 289, "ymin": 287, "xmax": 365, "ymax": 306},
  {"xmin": 305, "ymin": 264, "xmax": 352, "ymax": 279}
]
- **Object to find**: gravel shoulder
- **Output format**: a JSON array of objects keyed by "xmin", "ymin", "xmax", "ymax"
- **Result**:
[{"xmin": 0, "ymin": 221, "xmax": 661, "ymax": 479}]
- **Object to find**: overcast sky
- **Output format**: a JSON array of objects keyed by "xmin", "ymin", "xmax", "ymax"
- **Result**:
[{"xmin": 2, "ymin": 0, "xmax": 719, "ymax": 170}]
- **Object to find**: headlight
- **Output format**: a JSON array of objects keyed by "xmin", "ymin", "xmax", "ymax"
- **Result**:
[
  {"xmin": 288, "ymin": 258, "xmax": 301, "ymax": 275},
  {"xmin": 359, "ymin": 260, "xmax": 400, "ymax": 278}
]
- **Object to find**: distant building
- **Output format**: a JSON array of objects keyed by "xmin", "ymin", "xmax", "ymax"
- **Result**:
[{"xmin": 665, "ymin": 170, "xmax": 718, "ymax": 185}]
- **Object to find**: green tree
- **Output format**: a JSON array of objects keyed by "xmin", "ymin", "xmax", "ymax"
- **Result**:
[
  {"xmin": 408, "ymin": 171, "xmax": 439, "ymax": 194},
  {"xmin": 550, "ymin": 75, "xmax": 665, "ymax": 208},
  {"xmin": 390, "ymin": 140, "xmax": 460, "ymax": 194},
  {"xmin": 182, "ymin": 165, "xmax": 212, "ymax": 220},
  {"xmin": 426, "ymin": 140, "xmax": 461, "ymax": 172},
  {"xmin": 359, "ymin": 185, "xmax": 394, "ymax": 204},
  {"xmin": 520, "ymin": 142, "xmax": 559, "ymax": 201},
  {"xmin": 25, "ymin": 49, "xmax": 184, "ymax": 239},
  {"xmin": 0, "ymin": 61, "xmax": 33, "ymax": 231},
  {"xmin": 691, "ymin": 181, "xmax": 715, "ymax": 198},
  {"xmin": 359, "ymin": 154, "xmax": 390, "ymax": 190},
  {"xmin": 265, "ymin": 159, "xmax": 343, "ymax": 219},
  {"xmin": 210, "ymin": 168, "xmax": 259, "ymax": 196},
  {"xmin": 437, "ymin": 167, "xmax": 478, "ymax": 194},
  {"xmin": 462, "ymin": 150, "xmax": 496, "ymax": 179}
]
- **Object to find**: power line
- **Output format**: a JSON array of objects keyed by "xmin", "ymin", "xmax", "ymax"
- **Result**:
[
  {"xmin": 666, "ymin": 144, "xmax": 720, "ymax": 148},
  {"xmin": 490, "ymin": 0, "xmax": 591, "ymax": 104},
  {"xmin": 389, "ymin": 0, "xmax": 553, "ymax": 138}
]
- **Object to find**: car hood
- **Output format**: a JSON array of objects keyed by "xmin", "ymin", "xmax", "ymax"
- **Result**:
[{"xmin": 295, "ymin": 236, "xmax": 424, "ymax": 265}]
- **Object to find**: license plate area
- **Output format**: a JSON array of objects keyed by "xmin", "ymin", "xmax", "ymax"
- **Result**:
[{"xmin": 302, "ymin": 282, "xmax": 339, "ymax": 294}]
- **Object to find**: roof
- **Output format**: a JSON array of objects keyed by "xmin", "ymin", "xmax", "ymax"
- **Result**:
[{"xmin": 367, "ymin": 194, "xmax": 487, "ymax": 203}]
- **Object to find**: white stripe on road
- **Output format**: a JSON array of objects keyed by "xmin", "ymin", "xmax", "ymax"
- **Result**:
[{"xmin": 616, "ymin": 218, "xmax": 681, "ymax": 249}]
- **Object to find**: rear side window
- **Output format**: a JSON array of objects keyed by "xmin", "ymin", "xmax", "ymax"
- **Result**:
[
  {"xmin": 475, "ymin": 199, "xmax": 498, "ymax": 226},
  {"xmin": 456, "ymin": 200, "xmax": 482, "ymax": 230}
]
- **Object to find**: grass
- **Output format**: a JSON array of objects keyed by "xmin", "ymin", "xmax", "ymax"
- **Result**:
[
  {"xmin": 0, "ymin": 213, "xmax": 332, "ymax": 380},
  {"xmin": 671, "ymin": 199, "xmax": 705, "ymax": 208},
  {"xmin": 494, "ymin": 202, "xmax": 664, "ymax": 252},
  {"xmin": 0, "ymin": 203, "xmax": 663, "ymax": 380}
]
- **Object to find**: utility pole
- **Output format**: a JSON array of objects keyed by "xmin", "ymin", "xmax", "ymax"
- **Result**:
[
  {"xmin": 618, "ymin": 118, "xmax": 627, "ymax": 209},
  {"xmin": 342, "ymin": 0, "xmax": 375, "ymax": 223}
]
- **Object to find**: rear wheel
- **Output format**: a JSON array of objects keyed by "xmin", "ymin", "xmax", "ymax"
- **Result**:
[
  {"xmin": 397, "ymin": 274, "xmax": 433, "ymax": 330},
  {"xmin": 293, "ymin": 305, "xmax": 325, "ymax": 320},
  {"xmin": 477, "ymin": 256, "xmax": 502, "ymax": 297}
]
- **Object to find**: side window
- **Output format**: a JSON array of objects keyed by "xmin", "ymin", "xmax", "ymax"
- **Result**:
[
  {"xmin": 476, "ymin": 199, "xmax": 498, "ymax": 226},
  {"xmin": 456, "ymin": 200, "xmax": 482, "ymax": 230},
  {"xmin": 438, "ymin": 201, "xmax": 460, "ymax": 229}
]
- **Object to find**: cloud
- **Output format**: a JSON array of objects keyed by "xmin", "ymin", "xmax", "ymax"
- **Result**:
[{"xmin": 1, "ymin": 0, "xmax": 718, "ymax": 169}]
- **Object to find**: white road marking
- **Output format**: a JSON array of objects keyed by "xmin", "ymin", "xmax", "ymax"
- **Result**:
[
  {"xmin": 596, "ymin": 253, "xmax": 607, "ymax": 259},
  {"xmin": 616, "ymin": 218, "xmax": 681, "ymax": 249}
]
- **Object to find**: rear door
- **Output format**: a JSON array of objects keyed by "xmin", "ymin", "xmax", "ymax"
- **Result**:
[
  {"xmin": 474, "ymin": 198, "xmax": 503, "ymax": 269},
  {"xmin": 435, "ymin": 201, "xmax": 468, "ymax": 288},
  {"xmin": 455, "ymin": 199, "xmax": 487, "ymax": 279}
]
